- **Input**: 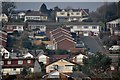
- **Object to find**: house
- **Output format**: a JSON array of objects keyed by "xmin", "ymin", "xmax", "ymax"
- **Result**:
[
  {"xmin": 106, "ymin": 18, "xmax": 120, "ymax": 35},
  {"xmin": 49, "ymin": 28, "xmax": 76, "ymax": 51},
  {"xmin": 0, "ymin": 45, "xmax": 10, "ymax": 59},
  {"xmin": 4, "ymin": 22, "xmax": 24, "ymax": 33},
  {"xmin": 0, "ymin": 13, "xmax": 8, "ymax": 22},
  {"xmin": 27, "ymin": 22, "xmax": 46, "ymax": 32},
  {"xmin": 0, "ymin": 31, "xmax": 7, "ymax": 47},
  {"xmin": 24, "ymin": 11, "xmax": 48, "ymax": 22},
  {"xmin": 23, "ymin": 52, "xmax": 34, "ymax": 58},
  {"xmin": 69, "ymin": 22, "xmax": 101, "ymax": 36},
  {"xmin": 10, "ymin": 10, "xmax": 26, "ymax": 20},
  {"xmin": 72, "ymin": 53, "xmax": 88, "ymax": 64},
  {"xmin": 56, "ymin": 9, "xmax": 89, "ymax": 22},
  {"xmin": 46, "ymin": 59, "xmax": 76, "ymax": 73},
  {"xmin": 38, "ymin": 54, "xmax": 49, "ymax": 65},
  {"xmin": 1, "ymin": 58, "xmax": 35, "ymax": 75},
  {"xmin": 24, "ymin": 50, "xmax": 49, "ymax": 65}
]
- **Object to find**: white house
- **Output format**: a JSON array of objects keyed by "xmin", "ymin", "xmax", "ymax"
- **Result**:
[
  {"xmin": 46, "ymin": 59, "xmax": 75, "ymax": 73},
  {"xmin": 56, "ymin": 9, "xmax": 89, "ymax": 22},
  {"xmin": 38, "ymin": 54, "xmax": 49, "ymax": 65},
  {"xmin": 23, "ymin": 52, "xmax": 34, "ymax": 58},
  {"xmin": 72, "ymin": 53, "xmax": 88, "ymax": 64},
  {"xmin": 24, "ymin": 11, "xmax": 48, "ymax": 22},
  {"xmin": 69, "ymin": 23, "xmax": 101, "ymax": 36},
  {"xmin": 0, "ymin": 13, "xmax": 8, "ymax": 22},
  {"xmin": 10, "ymin": 10, "xmax": 26, "ymax": 19},
  {"xmin": 5, "ymin": 23, "xmax": 24, "ymax": 33},
  {"xmin": 27, "ymin": 22, "xmax": 46, "ymax": 32},
  {"xmin": 0, "ymin": 45, "xmax": 10, "ymax": 59},
  {"xmin": 18, "ymin": 12, "xmax": 26, "ymax": 19},
  {"xmin": 106, "ymin": 18, "xmax": 120, "ymax": 35}
]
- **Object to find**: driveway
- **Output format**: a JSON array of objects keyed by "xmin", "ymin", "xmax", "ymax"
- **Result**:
[{"xmin": 80, "ymin": 36, "xmax": 108, "ymax": 54}]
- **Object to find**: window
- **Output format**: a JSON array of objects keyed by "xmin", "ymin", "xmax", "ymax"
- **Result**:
[
  {"xmin": 71, "ymin": 12, "xmax": 74, "ymax": 15},
  {"xmin": 60, "ymin": 12, "xmax": 65, "ymax": 15},
  {"xmin": 58, "ymin": 66, "xmax": 64, "ymax": 71},
  {"xmin": 13, "ymin": 68, "xmax": 16, "ymax": 71},
  {"xmin": 43, "ymin": 16, "xmax": 47, "ymax": 19},
  {"xmin": 18, "ymin": 26, "xmax": 22, "ymax": 29},
  {"xmin": 65, "ymin": 65, "xmax": 73, "ymax": 70},
  {"xmin": 7, "ymin": 61, "xmax": 11, "ymax": 64},
  {"xmin": 27, "ymin": 60, "xmax": 31, "ymax": 64},
  {"xmin": 92, "ymin": 26, "xmax": 97, "ymax": 29},
  {"xmin": 76, "ymin": 13, "xmax": 80, "ymax": 15},
  {"xmin": 5, "ymin": 53, "xmax": 8, "ymax": 57},
  {"xmin": 84, "ymin": 26, "xmax": 88, "ymax": 29},
  {"xmin": 18, "ymin": 60, "xmax": 23, "ymax": 64}
]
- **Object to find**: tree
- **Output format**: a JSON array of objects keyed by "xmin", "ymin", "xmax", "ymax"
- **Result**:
[
  {"xmin": 13, "ymin": 30, "xmax": 20, "ymax": 37},
  {"xmin": 82, "ymin": 52, "xmax": 112, "ymax": 77},
  {"xmin": 22, "ymin": 37, "xmax": 32, "ymax": 49},
  {"xmin": 2, "ymin": 2, "xmax": 16, "ymax": 16},
  {"xmin": 90, "ymin": 2, "xmax": 118, "ymax": 22},
  {"xmin": 40, "ymin": 3, "xmax": 48, "ymax": 13}
]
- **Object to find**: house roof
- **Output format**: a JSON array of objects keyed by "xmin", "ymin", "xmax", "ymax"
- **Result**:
[
  {"xmin": 50, "ymin": 28, "xmax": 70, "ymax": 34},
  {"xmin": 7, "ymin": 22, "xmax": 25, "ymax": 25},
  {"xmin": 51, "ymin": 54, "xmax": 70, "ymax": 61},
  {"xmin": 55, "ymin": 38, "xmax": 76, "ymax": 44},
  {"xmin": 52, "ymin": 31, "xmax": 72, "ymax": 39},
  {"xmin": 26, "ymin": 11, "xmax": 47, "ymax": 16},
  {"xmin": 27, "ymin": 22, "xmax": 100, "ymax": 26},
  {"xmin": 58, "ymin": 9, "xmax": 89, "ymax": 13},
  {"xmin": 107, "ymin": 18, "xmax": 120, "ymax": 24},
  {"xmin": 11, "ymin": 10, "xmax": 27, "ymax": 14},
  {"xmin": 46, "ymin": 59, "xmax": 76, "ymax": 67},
  {"xmin": 54, "ymin": 35, "xmax": 73, "ymax": 42}
]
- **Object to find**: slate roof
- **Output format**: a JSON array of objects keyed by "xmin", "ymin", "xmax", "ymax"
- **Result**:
[{"xmin": 26, "ymin": 11, "xmax": 47, "ymax": 16}]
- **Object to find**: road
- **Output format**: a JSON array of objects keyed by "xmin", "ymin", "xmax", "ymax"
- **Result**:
[{"xmin": 80, "ymin": 36, "xmax": 108, "ymax": 54}]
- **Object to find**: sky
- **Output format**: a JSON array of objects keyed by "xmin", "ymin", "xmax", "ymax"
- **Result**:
[
  {"xmin": 14, "ymin": 2, "xmax": 107, "ymax": 12},
  {"xmin": 1, "ymin": 0, "xmax": 119, "ymax": 2}
]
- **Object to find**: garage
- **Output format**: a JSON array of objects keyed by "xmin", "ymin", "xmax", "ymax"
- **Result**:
[{"xmin": 83, "ymin": 32, "xmax": 89, "ymax": 36}]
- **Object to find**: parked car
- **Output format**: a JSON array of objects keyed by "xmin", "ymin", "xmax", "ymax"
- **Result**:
[{"xmin": 109, "ymin": 45, "xmax": 120, "ymax": 51}]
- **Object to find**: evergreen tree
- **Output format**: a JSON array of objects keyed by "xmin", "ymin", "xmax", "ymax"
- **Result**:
[{"xmin": 40, "ymin": 3, "xmax": 48, "ymax": 13}]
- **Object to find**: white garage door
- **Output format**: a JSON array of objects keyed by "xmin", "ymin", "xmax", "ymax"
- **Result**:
[{"xmin": 83, "ymin": 32, "xmax": 89, "ymax": 36}]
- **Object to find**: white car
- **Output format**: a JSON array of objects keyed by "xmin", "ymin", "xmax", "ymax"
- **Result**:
[{"xmin": 109, "ymin": 45, "xmax": 120, "ymax": 51}]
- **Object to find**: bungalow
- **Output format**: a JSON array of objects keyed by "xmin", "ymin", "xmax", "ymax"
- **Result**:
[
  {"xmin": 46, "ymin": 59, "xmax": 76, "ymax": 73},
  {"xmin": 69, "ymin": 22, "xmax": 101, "ymax": 36},
  {"xmin": 24, "ymin": 11, "xmax": 48, "ymax": 22},
  {"xmin": 4, "ymin": 23, "xmax": 24, "ymax": 33},
  {"xmin": 56, "ymin": 9, "xmax": 89, "ymax": 22},
  {"xmin": 10, "ymin": 10, "xmax": 26, "ymax": 20},
  {"xmin": 27, "ymin": 22, "xmax": 46, "ymax": 33}
]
